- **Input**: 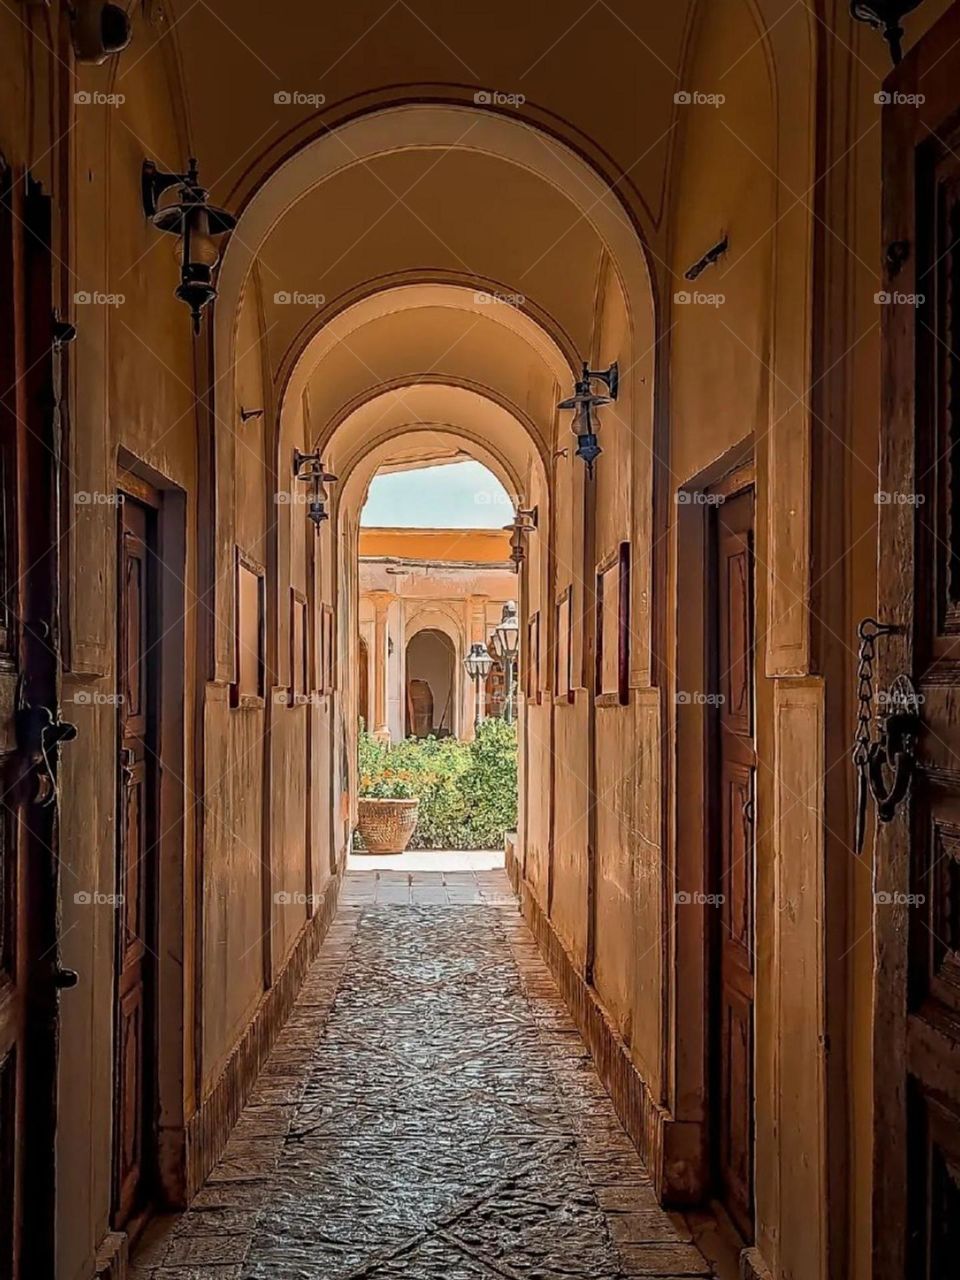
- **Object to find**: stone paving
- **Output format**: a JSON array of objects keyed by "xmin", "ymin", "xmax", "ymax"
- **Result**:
[{"xmin": 132, "ymin": 868, "xmax": 713, "ymax": 1279}]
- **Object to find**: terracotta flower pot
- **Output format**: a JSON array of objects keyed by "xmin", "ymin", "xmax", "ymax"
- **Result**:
[{"xmin": 357, "ymin": 797, "xmax": 420, "ymax": 854}]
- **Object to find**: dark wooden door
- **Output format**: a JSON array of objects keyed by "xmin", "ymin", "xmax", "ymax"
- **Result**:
[
  {"xmin": 0, "ymin": 170, "xmax": 74, "ymax": 1276},
  {"xmin": 874, "ymin": 11, "xmax": 960, "ymax": 1277},
  {"xmin": 710, "ymin": 486, "xmax": 756, "ymax": 1243},
  {"xmin": 113, "ymin": 495, "xmax": 157, "ymax": 1231}
]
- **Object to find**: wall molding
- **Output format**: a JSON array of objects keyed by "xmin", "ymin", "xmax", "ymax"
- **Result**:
[{"xmin": 506, "ymin": 845, "xmax": 703, "ymax": 1205}]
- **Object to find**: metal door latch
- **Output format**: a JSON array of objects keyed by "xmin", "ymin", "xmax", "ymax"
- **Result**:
[
  {"xmin": 852, "ymin": 618, "xmax": 921, "ymax": 851},
  {"xmin": 14, "ymin": 686, "xmax": 78, "ymax": 806}
]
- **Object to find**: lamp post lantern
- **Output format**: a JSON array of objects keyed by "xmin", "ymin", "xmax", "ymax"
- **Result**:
[
  {"xmin": 463, "ymin": 642, "xmax": 494, "ymax": 731},
  {"xmin": 491, "ymin": 600, "xmax": 521, "ymax": 724}
]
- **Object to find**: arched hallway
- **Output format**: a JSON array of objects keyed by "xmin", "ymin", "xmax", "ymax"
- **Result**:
[{"xmin": 4, "ymin": 1, "xmax": 960, "ymax": 1277}]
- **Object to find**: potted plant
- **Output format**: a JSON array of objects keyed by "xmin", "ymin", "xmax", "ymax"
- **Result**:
[{"xmin": 356, "ymin": 768, "xmax": 420, "ymax": 854}]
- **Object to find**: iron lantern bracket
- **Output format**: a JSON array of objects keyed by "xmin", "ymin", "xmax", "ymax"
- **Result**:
[{"xmin": 849, "ymin": 1, "xmax": 925, "ymax": 65}]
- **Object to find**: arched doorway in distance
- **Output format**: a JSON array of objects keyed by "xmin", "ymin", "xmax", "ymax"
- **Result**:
[
  {"xmin": 405, "ymin": 628, "xmax": 456, "ymax": 738},
  {"xmin": 358, "ymin": 636, "xmax": 369, "ymax": 729}
]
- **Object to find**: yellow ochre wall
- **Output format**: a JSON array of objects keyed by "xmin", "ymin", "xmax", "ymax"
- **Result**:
[
  {"xmin": 359, "ymin": 527, "xmax": 513, "ymax": 563},
  {"xmin": 0, "ymin": 2, "xmax": 951, "ymax": 1278}
]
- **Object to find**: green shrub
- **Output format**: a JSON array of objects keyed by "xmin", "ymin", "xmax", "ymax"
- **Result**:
[
  {"xmin": 359, "ymin": 770, "xmax": 419, "ymax": 800},
  {"xmin": 357, "ymin": 719, "xmax": 388, "ymax": 785},
  {"xmin": 459, "ymin": 718, "xmax": 518, "ymax": 848},
  {"xmin": 354, "ymin": 718, "xmax": 517, "ymax": 849}
]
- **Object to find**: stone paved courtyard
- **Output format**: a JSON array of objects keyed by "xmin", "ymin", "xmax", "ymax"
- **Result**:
[{"xmin": 131, "ymin": 869, "xmax": 714, "ymax": 1279}]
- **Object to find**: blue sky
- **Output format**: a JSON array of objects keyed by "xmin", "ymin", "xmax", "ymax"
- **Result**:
[{"xmin": 360, "ymin": 461, "xmax": 515, "ymax": 528}]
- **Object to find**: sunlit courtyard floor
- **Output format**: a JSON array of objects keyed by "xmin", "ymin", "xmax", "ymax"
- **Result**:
[{"xmin": 347, "ymin": 848, "xmax": 505, "ymax": 872}]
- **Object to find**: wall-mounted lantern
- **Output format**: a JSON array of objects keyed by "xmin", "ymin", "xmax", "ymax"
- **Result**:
[
  {"xmin": 292, "ymin": 448, "xmax": 337, "ymax": 530},
  {"xmin": 850, "ymin": 0, "xmax": 924, "ymax": 64},
  {"xmin": 557, "ymin": 361, "xmax": 619, "ymax": 477},
  {"xmin": 503, "ymin": 507, "xmax": 538, "ymax": 573},
  {"xmin": 463, "ymin": 642, "xmax": 494, "ymax": 730},
  {"xmin": 71, "ymin": 1, "xmax": 131, "ymax": 64},
  {"xmin": 141, "ymin": 157, "xmax": 235, "ymax": 334}
]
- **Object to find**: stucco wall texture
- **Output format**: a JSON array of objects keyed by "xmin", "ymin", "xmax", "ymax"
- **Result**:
[{"xmin": 0, "ymin": 1, "xmax": 948, "ymax": 1278}]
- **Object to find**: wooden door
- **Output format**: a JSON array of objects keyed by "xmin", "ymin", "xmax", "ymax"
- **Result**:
[
  {"xmin": 0, "ymin": 170, "xmax": 74, "ymax": 1276},
  {"xmin": 710, "ymin": 486, "xmax": 756, "ymax": 1243},
  {"xmin": 875, "ymin": 11, "xmax": 960, "ymax": 1276},
  {"xmin": 113, "ymin": 495, "xmax": 157, "ymax": 1232}
]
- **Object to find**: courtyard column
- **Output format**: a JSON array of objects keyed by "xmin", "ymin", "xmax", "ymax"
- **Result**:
[
  {"xmin": 466, "ymin": 594, "xmax": 488, "ymax": 739},
  {"xmin": 370, "ymin": 591, "xmax": 392, "ymax": 742}
]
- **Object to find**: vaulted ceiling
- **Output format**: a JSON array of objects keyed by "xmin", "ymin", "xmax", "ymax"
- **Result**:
[{"xmin": 160, "ymin": 0, "xmax": 694, "ymax": 228}]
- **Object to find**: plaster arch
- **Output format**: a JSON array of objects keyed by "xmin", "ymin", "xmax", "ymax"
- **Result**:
[
  {"xmin": 274, "ymin": 276, "xmax": 582, "ymax": 396},
  {"xmin": 404, "ymin": 605, "xmax": 466, "ymax": 647},
  {"xmin": 334, "ymin": 398, "xmax": 536, "ymax": 511},
  {"xmin": 316, "ymin": 375, "xmax": 552, "ymax": 481},
  {"xmin": 274, "ymin": 281, "xmax": 579, "ymax": 482},
  {"xmin": 215, "ymin": 102, "xmax": 658, "ymax": 430}
]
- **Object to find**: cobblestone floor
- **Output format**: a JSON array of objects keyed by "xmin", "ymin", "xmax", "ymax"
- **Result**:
[{"xmin": 132, "ymin": 869, "xmax": 713, "ymax": 1279}]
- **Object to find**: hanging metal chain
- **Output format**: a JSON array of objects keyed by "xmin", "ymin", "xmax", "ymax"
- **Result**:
[{"xmin": 853, "ymin": 618, "xmax": 897, "ymax": 853}]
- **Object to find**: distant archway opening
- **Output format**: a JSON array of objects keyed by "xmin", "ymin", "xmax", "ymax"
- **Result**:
[{"xmin": 405, "ymin": 629, "xmax": 457, "ymax": 739}]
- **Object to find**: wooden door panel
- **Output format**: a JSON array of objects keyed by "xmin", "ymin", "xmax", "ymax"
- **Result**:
[
  {"xmin": 115, "ymin": 983, "xmax": 144, "ymax": 1224},
  {"xmin": 877, "ymin": 12, "xmax": 960, "ymax": 1276},
  {"xmin": 0, "ymin": 167, "xmax": 67, "ymax": 1277},
  {"xmin": 721, "ymin": 761, "xmax": 754, "ymax": 975},
  {"xmin": 113, "ymin": 496, "xmax": 156, "ymax": 1233},
  {"xmin": 121, "ymin": 768, "xmax": 145, "ymax": 962},
  {"xmin": 906, "ymin": 1085, "xmax": 960, "ymax": 1275},
  {"xmin": 720, "ymin": 985, "xmax": 754, "ymax": 1241},
  {"xmin": 123, "ymin": 541, "xmax": 146, "ymax": 726},
  {"xmin": 710, "ymin": 486, "xmax": 756, "ymax": 1244},
  {"xmin": 0, "ymin": 1047, "xmax": 16, "ymax": 1270},
  {"xmin": 718, "ymin": 528, "xmax": 753, "ymax": 739}
]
